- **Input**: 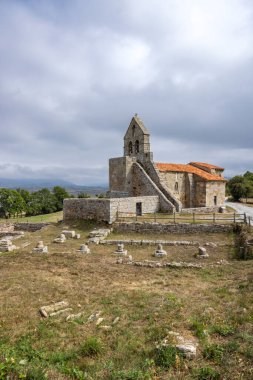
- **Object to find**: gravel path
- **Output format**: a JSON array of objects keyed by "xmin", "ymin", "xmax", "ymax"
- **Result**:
[{"xmin": 226, "ymin": 201, "xmax": 253, "ymax": 221}]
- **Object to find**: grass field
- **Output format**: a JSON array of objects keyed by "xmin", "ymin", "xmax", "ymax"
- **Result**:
[
  {"xmin": 0, "ymin": 221, "xmax": 253, "ymax": 379},
  {"xmin": 0, "ymin": 211, "xmax": 63, "ymax": 224},
  {"xmin": 117, "ymin": 212, "xmax": 244, "ymax": 224}
]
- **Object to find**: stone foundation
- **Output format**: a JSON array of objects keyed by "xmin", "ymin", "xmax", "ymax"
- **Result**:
[
  {"xmin": 114, "ymin": 222, "xmax": 234, "ymax": 234},
  {"xmin": 181, "ymin": 206, "xmax": 223, "ymax": 214},
  {"xmin": 14, "ymin": 223, "xmax": 49, "ymax": 232}
]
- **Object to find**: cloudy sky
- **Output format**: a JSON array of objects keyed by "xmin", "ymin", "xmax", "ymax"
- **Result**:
[{"xmin": 0, "ymin": 0, "xmax": 253, "ymax": 185}]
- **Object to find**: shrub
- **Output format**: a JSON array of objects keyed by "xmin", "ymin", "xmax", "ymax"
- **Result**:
[
  {"xmin": 224, "ymin": 341, "xmax": 239, "ymax": 353},
  {"xmin": 79, "ymin": 337, "xmax": 103, "ymax": 357},
  {"xmin": 110, "ymin": 368, "xmax": 151, "ymax": 380},
  {"xmin": 210, "ymin": 324, "xmax": 235, "ymax": 337},
  {"xmin": 203, "ymin": 344, "xmax": 224, "ymax": 363},
  {"xmin": 191, "ymin": 319, "xmax": 208, "ymax": 341},
  {"xmin": 153, "ymin": 345, "xmax": 181, "ymax": 368},
  {"xmin": 26, "ymin": 367, "xmax": 48, "ymax": 380},
  {"xmin": 234, "ymin": 225, "xmax": 253, "ymax": 260},
  {"xmin": 196, "ymin": 366, "xmax": 220, "ymax": 380}
]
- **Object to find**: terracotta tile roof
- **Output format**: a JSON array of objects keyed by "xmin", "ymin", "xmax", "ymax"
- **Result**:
[
  {"xmin": 189, "ymin": 162, "xmax": 224, "ymax": 170},
  {"xmin": 155, "ymin": 163, "xmax": 226, "ymax": 181}
]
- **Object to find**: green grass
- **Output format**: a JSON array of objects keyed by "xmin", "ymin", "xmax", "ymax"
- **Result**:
[
  {"xmin": 203, "ymin": 344, "xmax": 224, "ymax": 364},
  {"xmin": 0, "ymin": 211, "xmax": 63, "ymax": 223},
  {"xmin": 79, "ymin": 337, "xmax": 104, "ymax": 357},
  {"xmin": 195, "ymin": 366, "xmax": 221, "ymax": 380}
]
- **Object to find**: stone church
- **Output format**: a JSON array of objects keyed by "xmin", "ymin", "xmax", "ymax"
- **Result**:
[{"xmin": 109, "ymin": 115, "xmax": 226, "ymax": 212}]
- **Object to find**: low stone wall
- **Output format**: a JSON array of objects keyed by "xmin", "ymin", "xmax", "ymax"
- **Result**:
[
  {"xmin": 100, "ymin": 239, "xmax": 200, "ymax": 246},
  {"xmin": 63, "ymin": 196, "xmax": 160, "ymax": 224},
  {"xmin": 114, "ymin": 222, "xmax": 234, "ymax": 234},
  {"xmin": 14, "ymin": 223, "xmax": 49, "ymax": 232},
  {"xmin": 181, "ymin": 206, "xmax": 223, "ymax": 214},
  {"xmin": 0, "ymin": 223, "xmax": 14, "ymax": 234}
]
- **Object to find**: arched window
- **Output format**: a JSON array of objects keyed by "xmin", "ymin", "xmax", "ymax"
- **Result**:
[
  {"xmin": 135, "ymin": 140, "xmax": 139, "ymax": 153},
  {"xmin": 128, "ymin": 141, "xmax": 133, "ymax": 155}
]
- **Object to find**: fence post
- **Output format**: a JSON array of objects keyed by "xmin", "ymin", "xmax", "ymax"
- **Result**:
[
  {"xmin": 249, "ymin": 217, "xmax": 251, "ymax": 227},
  {"xmin": 193, "ymin": 212, "xmax": 195, "ymax": 223},
  {"xmin": 136, "ymin": 213, "xmax": 137, "ymax": 222},
  {"xmin": 213, "ymin": 213, "xmax": 216, "ymax": 224},
  {"xmin": 233, "ymin": 213, "xmax": 236, "ymax": 223},
  {"xmin": 244, "ymin": 213, "xmax": 247, "ymax": 224},
  {"xmin": 173, "ymin": 212, "xmax": 176, "ymax": 224}
]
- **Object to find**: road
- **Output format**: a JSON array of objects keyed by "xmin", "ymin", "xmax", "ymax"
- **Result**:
[{"xmin": 226, "ymin": 201, "xmax": 253, "ymax": 220}]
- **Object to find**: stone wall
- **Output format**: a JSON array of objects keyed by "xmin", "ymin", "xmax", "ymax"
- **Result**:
[
  {"xmin": 114, "ymin": 222, "xmax": 234, "ymax": 234},
  {"xmin": 64, "ymin": 198, "xmax": 111, "ymax": 222},
  {"xmin": 109, "ymin": 156, "xmax": 134, "ymax": 195},
  {"xmin": 132, "ymin": 163, "xmax": 174, "ymax": 212},
  {"xmin": 206, "ymin": 181, "xmax": 226, "ymax": 207},
  {"xmin": 14, "ymin": 223, "xmax": 49, "ymax": 232},
  {"xmin": 160, "ymin": 171, "xmax": 186, "ymax": 206},
  {"xmin": 110, "ymin": 196, "xmax": 159, "ymax": 221},
  {"xmin": 0, "ymin": 223, "xmax": 14, "ymax": 233},
  {"xmin": 181, "ymin": 206, "xmax": 221, "ymax": 214},
  {"xmin": 144, "ymin": 161, "xmax": 182, "ymax": 211},
  {"xmin": 195, "ymin": 181, "xmax": 207, "ymax": 207},
  {"xmin": 63, "ymin": 196, "xmax": 160, "ymax": 224}
]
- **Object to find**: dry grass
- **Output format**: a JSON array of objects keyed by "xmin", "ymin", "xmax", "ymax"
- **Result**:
[
  {"xmin": 117, "ymin": 212, "xmax": 244, "ymax": 224},
  {"xmin": 0, "ymin": 221, "xmax": 253, "ymax": 379}
]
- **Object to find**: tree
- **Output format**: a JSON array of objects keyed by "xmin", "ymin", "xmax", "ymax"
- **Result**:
[
  {"xmin": 0, "ymin": 189, "xmax": 25, "ymax": 218},
  {"xmin": 26, "ymin": 188, "xmax": 57, "ymax": 216},
  {"xmin": 78, "ymin": 192, "xmax": 91, "ymax": 199},
  {"xmin": 53, "ymin": 186, "xmax": 71, "ymax": 210},
  {"xmin": 227, "ymin": 172, "xmax": 253, "ymax": 201},
  {"xmin": 16, "ymin": 188, "xmax": 31, "ymax": 216}
]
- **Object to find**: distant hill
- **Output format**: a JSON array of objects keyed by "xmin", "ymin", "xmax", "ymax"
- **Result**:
[{"xmin": 0, "ymin": 178, "xmax": 108, "ymax": 195}]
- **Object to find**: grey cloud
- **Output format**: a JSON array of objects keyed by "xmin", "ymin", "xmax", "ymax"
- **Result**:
[{"xmin": 0, "ymin": 0, "xmax": 252, "ymax": 184}]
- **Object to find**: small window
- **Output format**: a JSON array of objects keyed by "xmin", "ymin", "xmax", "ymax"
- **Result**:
[
  {"xmin": 128, "ymin": 141, "xmax": 133, "ymax": 154},
  {"xmin": 214, "ymin": 196, "xmax": 217, "ymax": 205},
  {"xmin": 135, "ymin": 140, "xmax": 139, "ymax": 153},
  {"xmin": 174, "ymin": 182, "xmax": 178, "ymax": 191}
]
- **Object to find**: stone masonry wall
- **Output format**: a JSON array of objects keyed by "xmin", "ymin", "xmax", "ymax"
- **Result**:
[
  {"xmin": 109, "ymin": 156, "xmax": 134, "ymax": 195},
  {"xmin": 132, "ymin": 163, "xmax": 175, "ymax": 212},
  {"xmin": 195, "ymin": 181, "xmax": 207, "ymax": 207},
  {"xmin": 64, "ymin": 198, "xmax": 111, "ymax": 222},
  {"xmin": 143, "ymin": 161, "xmax": 182, "ymax": 211},
  {"xmin": 14, "ymin": 223, "xmax": 50, "ymax": 232},
  {"xmin": 0, "ymin": 223, "xmax": 14, "ymax": 233},
  {"xmin": 160, "ymin": 172, "xmax": 186, "ymax": 206},
  {"xmin": 114, "ymin": 222, "xmax": 234, "ymax": 234},
  {"xmin": 109, "ymin": 196, "xmax": 159, "ymax": 221},
  {"xmin": 206, "ymin": 181, "xmax": 226, "ymax": 207},
  {"xmin": 181, "ymin": 206, "xmax": 221, "ymax": 214},
  {"xmin": 63, "ymin": 196, "xmax": 160, "ymax": 224}
]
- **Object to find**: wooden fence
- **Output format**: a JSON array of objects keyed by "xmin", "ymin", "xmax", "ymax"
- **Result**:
[{"xmin": 116, "ymin": 211, "xmax": 252, "ymax": 226}]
